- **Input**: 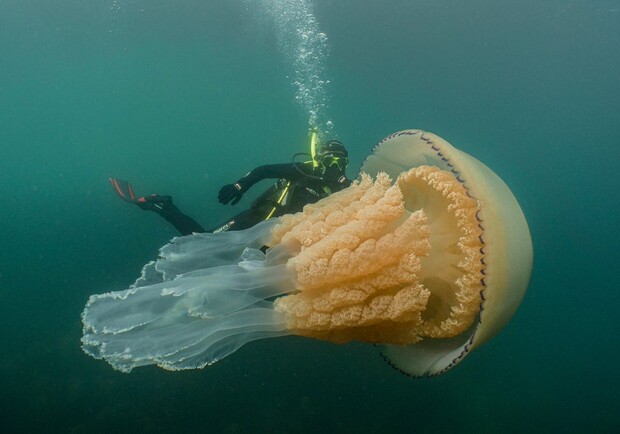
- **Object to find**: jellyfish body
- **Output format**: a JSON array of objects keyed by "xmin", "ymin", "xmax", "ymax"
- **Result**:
[{"xmin": 82, "ymin": 129, "xmax": 532, "ymax": 376}]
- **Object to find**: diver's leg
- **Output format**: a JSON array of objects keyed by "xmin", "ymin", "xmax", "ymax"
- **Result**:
[
  {"xmin": 207, "ymin": 208, "xmax": 264, "ymax": 233},
  {"xmin": 134, "ymin": 195, "xmax": 206, "ymax": 235},
  {"xmin": 109, "ymin": 178, "xmax": 205, "ymax": 235},
  {"xmin": 155, "ymin": 199, "xmax": 206, "ymax": 235}
]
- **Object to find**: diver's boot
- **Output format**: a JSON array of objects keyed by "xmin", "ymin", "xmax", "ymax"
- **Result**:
[
  {"xmin": 135, "ymin": 194, "xmax": 173, "ymax": 213},
  {"xmin": 109, "ymin": 177, "xmax": 172, "ymax": 213}
]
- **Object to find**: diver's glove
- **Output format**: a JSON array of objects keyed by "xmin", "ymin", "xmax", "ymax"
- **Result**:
[{"xmin": 218, "ymin": 182, "xmax": 244, "ymax": 205}]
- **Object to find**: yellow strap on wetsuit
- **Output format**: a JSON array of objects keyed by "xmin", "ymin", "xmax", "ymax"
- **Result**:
[
  {"xmin": 310, "ymin": 129, "xmax": 319, "ymax": 168},
  {"xmin": 266, "ymin": 131, "xmax": 317, "ymax": 220},
  {"xmin": 265, "ymin": 181, "xmax": 291, "ymax": 220}
]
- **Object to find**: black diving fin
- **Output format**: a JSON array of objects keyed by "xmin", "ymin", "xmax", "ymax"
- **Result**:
[{"xmin": 109, "ymin": 177, "xmax": 141, "ymax": 204}]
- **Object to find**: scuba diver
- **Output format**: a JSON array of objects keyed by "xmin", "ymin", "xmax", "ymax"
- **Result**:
[{"xmin": 110, "ymin": 136, "xmax": 351, "ymax": 235}]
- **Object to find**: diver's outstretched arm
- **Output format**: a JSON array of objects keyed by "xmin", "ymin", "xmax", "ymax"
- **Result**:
[{"xmin": 218, "ymin": 163, "xmax": 308, "ymax": 205}]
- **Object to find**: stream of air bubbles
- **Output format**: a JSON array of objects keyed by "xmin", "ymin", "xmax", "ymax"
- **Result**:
[{"xmin": 253, "ymin": 0, "xmax": 335, "ymax": 139}]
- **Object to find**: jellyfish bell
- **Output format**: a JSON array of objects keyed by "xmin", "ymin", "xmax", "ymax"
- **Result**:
[
  {"xmin": 81, "ymin": 129, "xmax": 532, "ymax": 376},
  {"xmin": 358, "ymin": 130, "xmax": 533, "ymax": 376}
]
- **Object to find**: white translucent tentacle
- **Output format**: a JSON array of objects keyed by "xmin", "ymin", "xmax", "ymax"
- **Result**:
[{"xmin": 81, "ymin": 220, "xmax": 296, "ymax": 372}]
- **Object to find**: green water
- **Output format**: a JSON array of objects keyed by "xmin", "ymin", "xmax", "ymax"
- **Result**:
[{"xmin": 1, "ymin": 0, "xmax": 618, "ymax": 432}]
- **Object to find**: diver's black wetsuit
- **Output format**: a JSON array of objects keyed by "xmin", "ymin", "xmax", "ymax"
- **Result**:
[
  {"xmin": 157, "ymin": 162, "xmax": 351, "ymax": 235},
  {"xmin": 155, "ymin": 198, "xmax": 206, "ymax": 235}
]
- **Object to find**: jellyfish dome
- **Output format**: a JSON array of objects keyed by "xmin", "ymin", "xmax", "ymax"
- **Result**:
[{"xmin": 81, "ymin": 129, "xmax": 532, "ymax": 376}]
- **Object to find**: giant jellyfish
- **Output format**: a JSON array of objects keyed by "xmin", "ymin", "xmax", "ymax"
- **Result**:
[{"xmin": 82, "ymin": 130, "xmax": 533, "ymax": 377}]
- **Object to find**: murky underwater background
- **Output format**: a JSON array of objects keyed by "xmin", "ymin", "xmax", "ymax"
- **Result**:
[{"xmin": 0, "ymin": 0, "xmax": 618, "ymax": 432}]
